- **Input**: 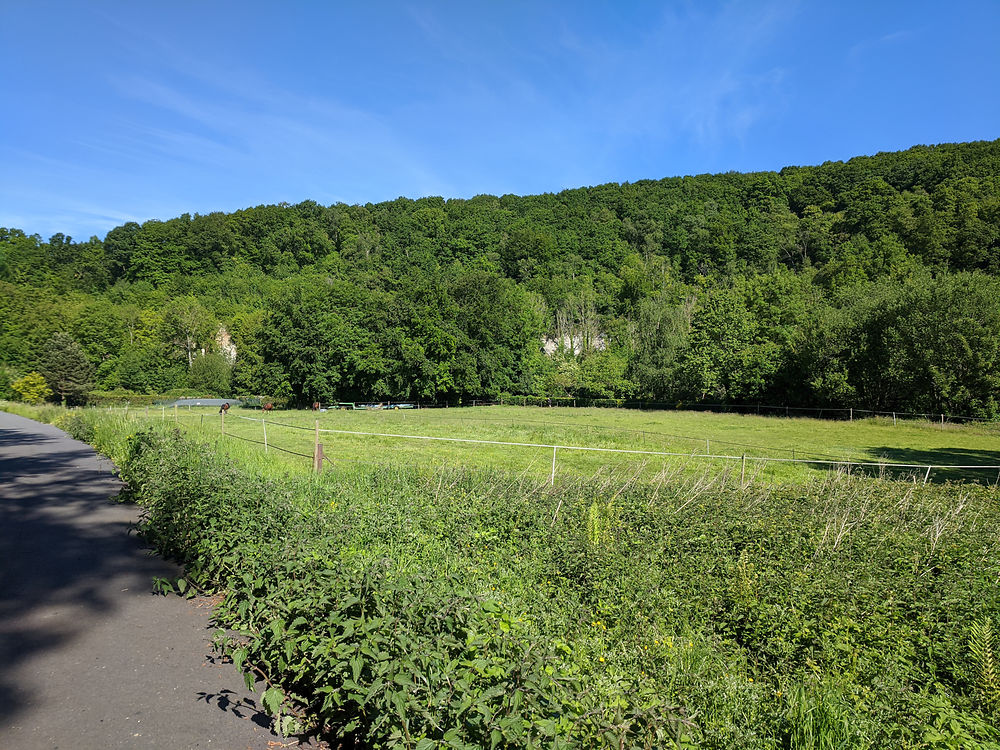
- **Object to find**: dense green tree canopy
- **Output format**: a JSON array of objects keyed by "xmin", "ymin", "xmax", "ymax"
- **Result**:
[{"xmin": 3, "ymin": 139, "xmax": 1000, "ymax": 413}]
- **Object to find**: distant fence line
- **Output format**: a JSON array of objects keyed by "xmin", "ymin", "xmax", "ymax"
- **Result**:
[
  {"xmin": 493, "ymin": 396, "xmax": 995, "ymax": 425},
  {"xmin": 101, "ymin": 397, "xmax": 997, "ymax": 427}
]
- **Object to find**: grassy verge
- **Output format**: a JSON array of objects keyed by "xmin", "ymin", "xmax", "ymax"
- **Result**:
[{"xmin": 5, "ymin": 402, "xmax": 1000, "ymax": 747}]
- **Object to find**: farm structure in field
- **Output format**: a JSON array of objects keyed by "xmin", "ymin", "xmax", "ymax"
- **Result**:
[
  {"xmin": 336, "ymin": 402, "xmax": 415, "ymax": 410},
  {"xmin": 159, "ymin": 397, "xmax": 243, "ymax": 408}
]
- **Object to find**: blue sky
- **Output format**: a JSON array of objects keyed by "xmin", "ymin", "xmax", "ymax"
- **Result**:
[{"xmin": 2, "ymin": 1, "xmax": 998, "ymax": 240}]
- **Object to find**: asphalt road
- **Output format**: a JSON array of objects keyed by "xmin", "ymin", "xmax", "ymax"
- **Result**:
[{"xmin": 0, "ymin": 410, "xmax": 290, "ymax": 749}]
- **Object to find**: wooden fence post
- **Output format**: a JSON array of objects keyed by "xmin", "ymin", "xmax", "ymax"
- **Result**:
[
  {"xmin": 262, "ymin": 418, "xmax": 268, "ymax": 453},
  {"xmin": 313, "ymin": 439, "xmax": 324, "ymax": 474},
  {"xmin": 850, "ymin": 407, "xmax": 853, "ymax": 422},
  {"xmin": 221, "ymin": 410, "xmax": 225, "ymax": 435},
  {"xmin": 741, "ymin": 454, "xmax": 746, "ymax": 489},
  {"xmin": 314, "ymin": 420, "xmax": 320, "ymax": 472}
]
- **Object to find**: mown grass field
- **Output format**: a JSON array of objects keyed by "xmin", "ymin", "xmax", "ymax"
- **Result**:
[
  {"xmin": 5, "ymin": 401, "xmax": 1000, "ymax": 747},
  {"xmin": 139, "ymin": 403, "xmax": 1000, "ymax": 485}
]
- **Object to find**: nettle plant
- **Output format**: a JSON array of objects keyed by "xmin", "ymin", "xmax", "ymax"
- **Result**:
[{"xmin": 122, "ymin": 427, "xmax": 690, "ymax": 747}]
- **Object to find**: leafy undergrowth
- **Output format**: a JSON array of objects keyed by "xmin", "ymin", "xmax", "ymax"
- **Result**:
[{"xmin": 16, "ymin": 405, "xmax": 1000, "ymax": 747}]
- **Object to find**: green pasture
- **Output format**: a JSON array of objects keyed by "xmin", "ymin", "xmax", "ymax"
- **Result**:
[{"xmin": 132, "ymin": 403, "xmax": 1000, "ymax": 485}]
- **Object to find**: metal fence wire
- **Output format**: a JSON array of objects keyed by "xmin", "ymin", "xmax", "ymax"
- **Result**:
[{"xmin": 154, "ymin": 411, "xmax": 1000, "ymax": 486}]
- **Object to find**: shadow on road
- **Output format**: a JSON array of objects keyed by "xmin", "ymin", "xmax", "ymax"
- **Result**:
[
  {"xmin": 0, "ymin": 424, "xmax": 147, "ymax": 725},
  {"xmin": 197, "ymin": 689, "xmax": 273, "ymax": 731}
]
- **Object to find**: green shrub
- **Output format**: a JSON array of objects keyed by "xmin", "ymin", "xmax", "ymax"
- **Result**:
[
  {"xmin": 11, "ymin": 371, "xmax": 53, "ymax": 404},
  {"xmin": 53, "ymin": 412, "xmax": 95, "ymax": 443},
  {"xmin": 187, "ymin": 353, "xmax": 232, "ymax": 396},
  {"xmin": 0, "ymin": 366, "xmax": 15, "ymax": 399},
  {"xmin": 87, "ymin": 389, "xmax": 160, "ymax": 407}
]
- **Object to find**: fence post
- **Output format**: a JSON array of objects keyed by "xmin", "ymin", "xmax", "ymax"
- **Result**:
[
  {"xmin": 161, "ymin": 406, "xmax": 165, "ymax": 421},
  {"xmin": 262, "ymin": 418, "xmax": 268, "ymax": 453},
  {"xmin": 174, "ymin": 404, "xmax": 178, "ymax": 423},
  {"xmin": 923, "ymin": 465, "xmax": 932, "ymax": 485},
  {"xmin": 314, "ymin": 420, "xmax": 320, "ymax": 470},
  {"xmin": 706, "ymin": 438, "xmax": 710, "ymax": 454},
  {"xmin": 940, "ymin": 413, "xmax": 944, "ymax": 427},
  {"xmin": 893, "ymin": 411, "xmax": 896, "ymax": 426},
  {"xmin": 850, "ymin": 407, "xmax": 853, "ymax": 422},
  {"xmin": 200, "ymin": 414, "xmax": 204, "ymax": 428},
  {"xmin": 221, "ymin": 409, "xmax": 225, "ymax": 435},
  {"xmin": 550, "ymin": 446, "xmax": 557, "ymax": 485},
  {"xmin": 314, "ymin": 443, "xmax": 324, "ymax": 473},
  {"xmin": 741, "ymin": 454, "xmax": 746, "ymax": 489}
]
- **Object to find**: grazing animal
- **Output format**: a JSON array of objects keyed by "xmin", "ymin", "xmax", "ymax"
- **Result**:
[
  {"xmin": 263, "ymin": 402, "xmax": 274, "ymax": 412},
  {"xmin": 312, "ymin": 401, "xmax": 320, "ymax": 411},
  {"xmin": 218, "ymin": 402, "xmax": 230, "ymax": 415}
]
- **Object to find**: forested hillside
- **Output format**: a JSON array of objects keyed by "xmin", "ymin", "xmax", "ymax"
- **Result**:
[{"xmin": 2, "ymin": 139, "xmax": 1000, "ymax": 413}]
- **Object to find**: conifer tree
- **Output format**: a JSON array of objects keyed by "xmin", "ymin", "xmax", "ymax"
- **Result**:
[{"xmin": 40, "ymin": 332, "xmax": 93, "ymax": 405}]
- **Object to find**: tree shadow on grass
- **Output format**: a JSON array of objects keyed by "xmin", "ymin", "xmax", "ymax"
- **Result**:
[{"xmin": 859, "ymin": 446, "xmax": 1000, "ymax": 485}]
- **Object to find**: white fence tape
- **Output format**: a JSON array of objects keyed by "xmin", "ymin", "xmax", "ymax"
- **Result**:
[{"xmin": 147, "ymin": 411, "xmax": 1000, "ymax": 475}]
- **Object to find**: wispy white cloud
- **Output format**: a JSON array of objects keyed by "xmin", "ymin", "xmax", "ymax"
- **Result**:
[
  {"xmin": 102, "ymin": 60, "xmax": 458, "ymax": 201},
  {"xmin": 848, "ymin": 28, "xmax": 916, "ymax": 61}
]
